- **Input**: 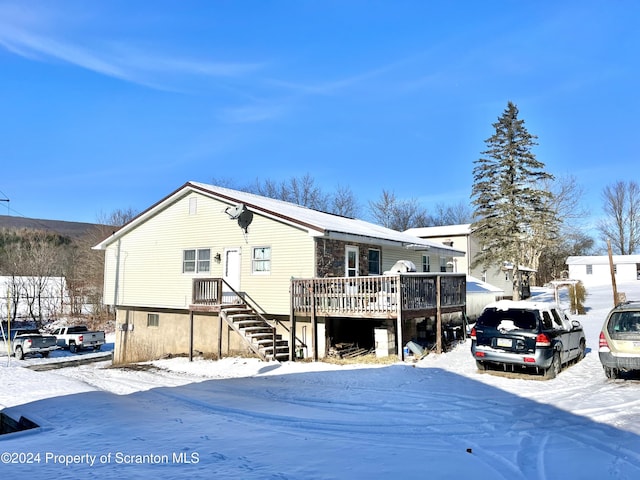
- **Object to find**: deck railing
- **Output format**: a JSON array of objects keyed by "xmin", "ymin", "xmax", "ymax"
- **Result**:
[
  {"xmin": 192, "ymin": 278, "xmax": 224, "ymax": 305},
  {"xmin": 291, "ymin": 273, "xmax": 466, "ymax": 317},
  {"xmin": 192, "ymin": 274, "xmax": 466, "ymax": 317}
]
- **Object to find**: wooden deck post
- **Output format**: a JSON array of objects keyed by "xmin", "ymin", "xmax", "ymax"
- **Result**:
[
  {"xmin": 436, "ymin": 275, "xmax": 442, "ymax": 354},
  {"xmin": 396, "ymin": 275, "xmax": 404, "ymax": 361},
  {"xmin": 289, "ymin": 286, "xmax": 296, "ymax": 362},
  {"xmin": 311, "ymin": 280, "xmax": 318, "ymax": 362},
  {"xmin": 218, "ymin": 314, "xmax": 223, "ymax": 359},
  {"xmin": 189, "ymin": 311, "xmax": 194, "ymax": 362}
]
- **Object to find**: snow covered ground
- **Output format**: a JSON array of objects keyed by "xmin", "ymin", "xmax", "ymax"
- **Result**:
[{"xmin": 1, "ymin": 282, "xmax": 640, "ymax": 479}]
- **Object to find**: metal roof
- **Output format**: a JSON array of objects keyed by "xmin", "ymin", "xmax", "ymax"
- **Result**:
[{"xmin": 94, "ymin": 181, "xmax": 465, "ymax": 256}]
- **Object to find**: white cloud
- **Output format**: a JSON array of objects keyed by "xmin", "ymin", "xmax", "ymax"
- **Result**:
[{"xmin": 0, "ymin": 18, "xmax": 264, "ymax": 91}]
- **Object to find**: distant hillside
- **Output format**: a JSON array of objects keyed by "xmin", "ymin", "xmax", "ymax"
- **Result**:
[{"xmin": 0, "ymin": 215, "xmax": 110, "ymax": 240}]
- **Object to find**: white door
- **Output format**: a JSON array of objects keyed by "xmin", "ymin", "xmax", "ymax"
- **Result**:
[
  {"xmin": 223, "ymin": 248, "xmax": 241, "ymax": 303},
  {"xmin": 346, "ymin": 245, "xmax": 359, "ymax": 277}
]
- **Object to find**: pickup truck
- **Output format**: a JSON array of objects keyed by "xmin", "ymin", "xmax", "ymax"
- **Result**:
[
  {"xmin": 0, "ymin": 329, "xmax": 59, "ymax": 360},
  {"xmin": 53, "ymin": 326, "xmax": 106, "ymax": 353}
]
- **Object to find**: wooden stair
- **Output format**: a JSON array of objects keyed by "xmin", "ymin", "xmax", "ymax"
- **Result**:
[{"xmin": 220, "ymin": 305, "xmax": 289, "ymax": 361}]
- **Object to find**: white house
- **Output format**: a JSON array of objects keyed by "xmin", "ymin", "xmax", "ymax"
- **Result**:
[
  {"xmin": 403, "ymin": 224, "xmax": 532, "ymax": 299},
  {"xmin": 566, "ymin": 255, "xmax": 640, "ymax": 287},
  {"xmin": 94, "ymin": 182, "xmax": 467, "ymax": 363}
]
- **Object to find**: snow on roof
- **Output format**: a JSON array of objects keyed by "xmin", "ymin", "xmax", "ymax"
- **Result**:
[
  {"xmin": 466, "ymin": 275, "xmax": 504, "ymax": 294},
  {"xmin": 404, "ymin": 224, "xmax": 472, "ymax": 238},
  {"xmin": 566, "ymin": 255, "xmax": 640, "ymax": 265},
  {"xmin": 95, "ymin": 182, "xmax": 464, "ymax": 256}
]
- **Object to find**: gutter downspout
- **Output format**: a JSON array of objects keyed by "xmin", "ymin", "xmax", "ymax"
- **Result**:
[{"xmin": 114, "ymin": 239, "xmax": 122, "ymax": 306}]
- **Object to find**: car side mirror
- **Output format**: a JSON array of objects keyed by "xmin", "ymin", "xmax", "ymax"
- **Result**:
[{"xmin": 571, "ymin": 320, "xmax": 582, "ymax": 329}]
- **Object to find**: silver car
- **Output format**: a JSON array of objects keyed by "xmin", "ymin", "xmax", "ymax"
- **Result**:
[{"xmin": 599, "ymin": 301, "xmax": 640, "ymax": 379}]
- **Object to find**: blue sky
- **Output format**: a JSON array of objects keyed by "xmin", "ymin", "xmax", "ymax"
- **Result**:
[{"xmin": 0, "ymin": 1, "xmax": 638, "ymax": 233}]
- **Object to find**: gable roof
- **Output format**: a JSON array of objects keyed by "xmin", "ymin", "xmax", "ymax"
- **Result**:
[
  {"xmin": 94, "ymin": 181, "xmax": 463, "ymax": 256},
  {"xmin": 405, "ymin": 224, "xmax": 472, "ymax": 238}
]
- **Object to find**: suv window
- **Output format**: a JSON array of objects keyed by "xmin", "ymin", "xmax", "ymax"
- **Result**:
[
  {"xmin": 607, "ymin": 311, "xmax": 640, "ymax": 334},
  {"xmin": 551, "ymin": 310, "xmax": 565, "ymax": 328},
  {"xmin": 477, "ymin": 308, "xmax": 538, "ymax": 331}
]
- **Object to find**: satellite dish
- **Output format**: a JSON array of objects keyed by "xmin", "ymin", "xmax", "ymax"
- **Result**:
[
  {"xmin": 237, "ymin": 210, "xmax": 253, "ymax": 233},
  {"xmin": 225, "ymin": 203, "xmax": 246, "ymax": 219}
]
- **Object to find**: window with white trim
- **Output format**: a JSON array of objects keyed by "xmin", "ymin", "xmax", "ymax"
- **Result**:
[
  {"xmin": 422, "ymin": 255, "xmax": 430, "ymax": 272},
  {"xmin": 183, "ymin": 248, "xmax": 210, "ymax": 273},
  {"xmin": 252, "ymin": 247, "xmax": 271, "ymax": 274},
  {"xmin": 440, "ymin": 257, "xmax": 447, "ymax": 273},
  {"xmin": 586, "ymin": 264, "xmax": 593, "ymax": 275}
]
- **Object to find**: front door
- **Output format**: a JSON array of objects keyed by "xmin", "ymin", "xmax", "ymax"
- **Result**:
[
  {"xmin": 223, "ymin": 247, "xmax": 241, "ymax": 303},
  {"xmin": 346, "ymin": 245, "xmax": 359, "ymax": 277}
]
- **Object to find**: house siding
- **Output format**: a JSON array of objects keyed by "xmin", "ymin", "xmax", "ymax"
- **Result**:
[
  {"xmin": 102, "ymin": 191, "xmax": 315, "ymax": 315},
  {"xmin": 567, "ymin": 261, "xmax": 640, "ymax": 286}
]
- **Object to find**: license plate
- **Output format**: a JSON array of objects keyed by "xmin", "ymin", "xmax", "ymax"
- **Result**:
[{"xmin": 497, "ymin": 338, "xmax": 512, "ymax": 348}]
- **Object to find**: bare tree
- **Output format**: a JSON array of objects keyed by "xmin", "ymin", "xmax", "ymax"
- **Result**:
[
  {"xmin": 332, "ymin": 184, "xmax": 360, "ymax": 218},
  {"xmin": 429, "ymin": 202, "xmax": 474, "ymax": 226},
  {"xmin": 68, "ymin": 208, "xmax": 138, "ymax": 319},
  {"xmin": 597, "ymin": 180, "xmax": 640, "ymax": 255},
  {"xmin": 368, "ymin": 190, "xmax": 429, "ymax": 231},
  {"xmin": 244, "ymin": 174, "xmax": 360, "ymax": 217},
  {"xmin": 247, "ymin": 174, "xmax": 329, "ymax": 211},
  {"xmin": 532, "ymin": 175, "xmax": 593, "ymax": 283},
  {"xmin": 1, "ymin": 230, "xmax": 68, "ymax": 327}
]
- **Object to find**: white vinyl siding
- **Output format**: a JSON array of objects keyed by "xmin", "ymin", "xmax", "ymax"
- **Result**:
[{"xmin": 102, "ymin": 192, "xmax": 314, "ymax": 315}]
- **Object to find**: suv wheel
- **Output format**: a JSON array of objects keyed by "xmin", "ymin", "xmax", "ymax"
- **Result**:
[
  {"xmin": 577, "ymin": 339, "xmax": 586, "ymax": 362},
  {"xmin": 604, "ymin": 367, "xmax": 619, "ymax": 379},
  {"xmin": 476, "ymin": 360, "xmax": 487, "ymax": 371},
  {"xmin": 544, "ymin": 352, "xmax": 561, "ymax": 380}
]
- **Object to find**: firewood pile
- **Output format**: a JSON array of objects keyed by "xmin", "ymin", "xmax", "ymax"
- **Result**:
[{"xmin": 328, "ymin": 342, "xmax": 372, "ymax": 359}]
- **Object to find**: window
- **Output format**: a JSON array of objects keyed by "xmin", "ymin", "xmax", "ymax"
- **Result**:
[
  {"xmin": 183, "ymin": 249, "xmax": 210, "ymax": 273},
  {"xmin": 189, "ymin": 197, "xmax": 197, "ymax": 215},
  {"xmin": 198, "ymin": 249, "xmax": 210, "ymax": 273},
  {"xmin": 252, "ymin": 247, "xmax": 271, "ymax": 274},
  {"xmin": 147, "ymin": 313, "xmax": 159, "ymax": 327},
  {"xmin": 422, "ymin": 255, "xmax": 430, "ymax": 272},
  {"xmin": 368, "ymin": 249, "xmax": 381, "ymax": 275},
  {"xmin": 586, "ymin": 264, "xmax": 593, "ymax": 275},
  {"xmin": 346, "ymin": 246, "xmax": 359, "ymax": 277},
  {"xmin": 551, "ymin": 309, "xmax": 565, "ymax": 328},
  {"xmin": 440, "ymin": 257, "xmax": 447, "ymax": 273}
]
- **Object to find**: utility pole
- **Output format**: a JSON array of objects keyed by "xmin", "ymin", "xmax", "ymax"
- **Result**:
[{"xmin": 607, "ymin": 240, "xmax": 619, "ymax": 306}]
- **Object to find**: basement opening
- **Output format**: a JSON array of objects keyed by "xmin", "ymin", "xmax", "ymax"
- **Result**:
[{"xmin": 0, "ymin": 412, "xmax": 39, "ymax": 435}]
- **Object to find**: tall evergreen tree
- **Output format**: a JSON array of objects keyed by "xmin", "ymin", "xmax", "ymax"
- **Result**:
[{"xmin": 471, "ymin": 102, "xmax": 557, "ymax": 300}]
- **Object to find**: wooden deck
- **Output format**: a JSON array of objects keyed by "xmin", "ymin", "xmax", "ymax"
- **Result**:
[
  {"xmin": 190, "ymin": 273, "xmax": 467, "ymax": 361},
  {"xmin": 290, "ymin": 273, "xmax": 466, "ymax": 319}
]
